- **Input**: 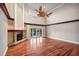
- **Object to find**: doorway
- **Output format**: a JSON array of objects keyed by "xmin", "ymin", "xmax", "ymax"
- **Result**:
[{"xmin": 31, "ymin": 28, "xmax": 42, "ymax": 38}]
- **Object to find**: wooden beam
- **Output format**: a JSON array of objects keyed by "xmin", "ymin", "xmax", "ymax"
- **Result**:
[
  {"xmin": 8, "ymin": 30, "xmax": 25, "ymax": 32},
  {"xmin": 46, "ymin": 19, "xmax": 79, "ymax": 26},
  {"xmin": 24, "ymin": 23, "xmax": 46, "ymax": 26},
  {"xmin": 0, "ymin": 3, "xmax": 14, "ymax": 20}
]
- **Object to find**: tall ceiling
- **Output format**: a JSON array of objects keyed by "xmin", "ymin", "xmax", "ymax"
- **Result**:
[
  {"xmin": 25, "ymin": 3, "xmax": 61, "ymax": 11},
  {"xmin": 24, "ymin": 3, "xmax": 63, "ymax": 16}
]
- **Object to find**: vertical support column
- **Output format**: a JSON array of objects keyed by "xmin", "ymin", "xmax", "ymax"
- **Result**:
[{"xmin": 14, "ymin": 3, "xmax": 24, "ymax": 30}]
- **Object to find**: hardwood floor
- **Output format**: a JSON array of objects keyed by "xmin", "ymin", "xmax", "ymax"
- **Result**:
[{"xmin": 6, "ymin": 37, "xmax": 79, "ymax": 56}]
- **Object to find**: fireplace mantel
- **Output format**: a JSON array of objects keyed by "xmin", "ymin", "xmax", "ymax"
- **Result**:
[{"xmin": 8, "ymin": 29, "xmax": 26, "ymax": 32}]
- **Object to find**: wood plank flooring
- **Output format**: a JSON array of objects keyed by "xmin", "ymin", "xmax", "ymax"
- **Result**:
[{"xmin": 6, "ymin": 37, "xmax": 79, "ymax": 56}]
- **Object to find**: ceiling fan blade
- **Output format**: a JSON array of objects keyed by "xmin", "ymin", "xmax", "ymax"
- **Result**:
[
  {"xmin": 26, "ymin": 4, "xmax": 39, "ymax": 13},
  {"xmin": 35, "ymin": 9, "xmax": 39, "ymax": 12},
  {"xmin": 47, "ymin": 12, "xmax": 53, "ymax": 17},
  {"xmin": 39, "ymin": 6, "xmax": 42, "ymax": 11}
]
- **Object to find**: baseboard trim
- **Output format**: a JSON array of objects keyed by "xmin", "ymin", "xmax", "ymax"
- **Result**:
[
  {"xmin": 3, "ymin": 47, "xmax": 8, "ymax": 56},
  {"xmin": 47, "ymin": 37, "xmax": 79, "ymax": 45}
]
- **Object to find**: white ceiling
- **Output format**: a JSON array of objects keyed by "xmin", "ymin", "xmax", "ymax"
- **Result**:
[
  {"xmin": 24, "ymin": 3, "xmax": 64, "ymax": 16},
  {"xmin": 25, "ymin": 3, "xmax": 62, "ymax": 12}
]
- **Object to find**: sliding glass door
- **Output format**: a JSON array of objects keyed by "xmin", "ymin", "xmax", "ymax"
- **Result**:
[{"xmin": 31, "ymin": 28, "xmax": 42, "ymax": 38}]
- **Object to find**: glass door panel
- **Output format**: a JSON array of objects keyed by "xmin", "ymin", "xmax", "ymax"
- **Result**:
[{"xmin": 31, "ymin": 28, "xmax": 42, "ymax": 38}]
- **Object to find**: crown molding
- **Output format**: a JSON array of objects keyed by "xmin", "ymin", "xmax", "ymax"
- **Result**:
[
  {"xmin": 24, "ymin": 23, "xmax": 46, "ymax": 26},
  {"xmin": 46, "ymin": 19, "xmax": 79, "ymax": 26}
]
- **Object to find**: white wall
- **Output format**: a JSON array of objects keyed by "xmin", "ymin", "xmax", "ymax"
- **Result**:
[
  {"xmin": 15, "ymin": 4, "xmax": 24, "ymax": 30},
  {"xmin": 24, "ymin": 15, "xmax": 46, "ymax": 25},
  {"xmin": 47, "ymin": 22, "xmax": 79, "ymax": 42},
  {"xmin": 0, "ymin": 8, "xmax": 8, "ymax": 55},
  {"xmin": 47, "ymin": 3, "xmax": 79, "ymax": 24},
  {"xmin": 47, "ymin": 3, "xmax": 79, "ymax": 43}
]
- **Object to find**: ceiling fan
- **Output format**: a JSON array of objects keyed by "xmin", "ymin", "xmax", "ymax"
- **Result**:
[
  {"xmin": 27, "ymin": 3, "xmax": 64, "ymax": 19},
  {"xmin": 35, "ymin": 4, "xmax": 53, "ymax": 18}
]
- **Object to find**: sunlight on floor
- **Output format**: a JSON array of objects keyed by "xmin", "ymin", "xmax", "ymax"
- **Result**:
[{"xmin": 30, "ymin": 37, "xmax": 43, "ymax": 50}]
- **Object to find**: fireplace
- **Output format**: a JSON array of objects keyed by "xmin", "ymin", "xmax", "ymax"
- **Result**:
[
  {"xmin": 13, "ymin": 30, "xmax": 26, "ymax": 44},
  {"xmin": 17, "ymin": 32, "xmax": 23, "ymax": 41}
]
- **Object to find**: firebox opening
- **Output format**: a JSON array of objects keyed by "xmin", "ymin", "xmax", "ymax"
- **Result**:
[{"xmin": 17, "ymin": 32, "xmax": 23, "ymax": 41}]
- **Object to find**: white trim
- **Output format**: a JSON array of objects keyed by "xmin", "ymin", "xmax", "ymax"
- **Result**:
[
  {"xmin": 3, "ymin": 47, "xmax": 8, "ymax": 56},
  {"xmin": 23, "ymin": 3, "xmax": 24, "ymax": 30},
  {"xmin": 48, "ymin": 37, "xmax": 79, "ymax": 45}
]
